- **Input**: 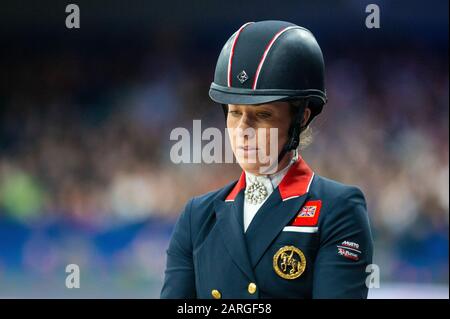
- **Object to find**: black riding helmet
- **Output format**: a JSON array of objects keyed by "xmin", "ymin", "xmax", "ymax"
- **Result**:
[{"xmin": 209, "ymin": 20, "xmax": 327, "ymax": 162}]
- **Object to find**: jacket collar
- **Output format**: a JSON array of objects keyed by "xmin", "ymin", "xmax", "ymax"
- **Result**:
[{"xmin": 224, "ymin": 154, "xmax": 314, "ymax": 202}]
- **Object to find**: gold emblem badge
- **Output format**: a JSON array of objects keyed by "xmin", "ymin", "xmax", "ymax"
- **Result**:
[{"xmin": 273, "ymin": 245, "xmax": 306, "ymax": 279}]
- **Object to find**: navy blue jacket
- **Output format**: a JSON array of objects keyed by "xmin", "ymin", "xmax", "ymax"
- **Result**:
[{"xmin": 161, "ymin": 156, "xmax": 373, "ymax": 299}]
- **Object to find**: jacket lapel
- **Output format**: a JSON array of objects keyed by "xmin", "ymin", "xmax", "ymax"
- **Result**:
[
  {"xmin": 244, "ymin": 155, "xmax": 315, "ymax": 267},
  {"xmin": 214, "ymin": 174, "xmax": 256, "ymax": 282},
  {"xmin": 244, "ymin": 193, "xmax": 309, "ymax": 267},
  {"xmin": 212, "ymin": 155, "xmax": 315, "ymax": 277}
]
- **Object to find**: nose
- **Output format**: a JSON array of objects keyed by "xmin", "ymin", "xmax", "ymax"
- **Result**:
[{"xmin": 236, "ymin": 113, "xmax": 256, "ymax": 139}]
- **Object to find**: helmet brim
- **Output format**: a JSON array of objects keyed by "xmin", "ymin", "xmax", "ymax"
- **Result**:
[
  {"xmin": 209, "ymin": 89, "xmax": 289, "ymax": 105},
  {"xmin": 209, "ymin": 83, "xmax": 327, "ymax": 106}
]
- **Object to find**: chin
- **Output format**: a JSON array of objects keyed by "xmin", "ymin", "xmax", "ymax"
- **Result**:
[
  {"xmin": 236, "ymin": 160, "xmax": 267, "ymax": 175},
  {"xmin": 235, "ymin": 150, "xmax": 281, "ymax": 175},
  {"xmin": 238, "ymin": 164, "xmax": 261, "ymax": 175}
]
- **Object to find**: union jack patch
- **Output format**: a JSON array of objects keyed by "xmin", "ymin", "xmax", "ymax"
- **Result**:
[
  {"xmin": 298, "ymin": 205, "xmax": 317, "ymax": 217},
  {"xmin": 291, "ymin": 200, "xmax": 322, "ymax": 226}
]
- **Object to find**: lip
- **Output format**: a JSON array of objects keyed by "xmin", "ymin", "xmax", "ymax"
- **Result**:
[{"xmin": 238, "ymin": 146, "xmax": 259, "ymax": 151}]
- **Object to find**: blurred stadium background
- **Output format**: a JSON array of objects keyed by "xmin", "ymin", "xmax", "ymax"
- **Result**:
[{"xmin": 0, "ymin": 0, "xmax": 448, "ymax": 298}]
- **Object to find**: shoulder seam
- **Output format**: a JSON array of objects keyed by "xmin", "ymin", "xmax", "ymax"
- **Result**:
[
  {"xmin": 320, "ymin": 186, "xmax": 365, "ymax": 228},
  {"xmin": 328, "ymin": 185, "xmax": 364, "ymax": 213}
]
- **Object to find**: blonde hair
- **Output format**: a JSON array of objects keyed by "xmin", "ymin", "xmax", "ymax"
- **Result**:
[{"xmin": 298, "ymin": 125, "xmax": 313, "ymax": 150}]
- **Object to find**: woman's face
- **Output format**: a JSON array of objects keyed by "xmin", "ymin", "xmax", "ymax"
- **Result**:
[{"xmin": 227, "ymin": 102, "xmax": 309, "ymax": 175}]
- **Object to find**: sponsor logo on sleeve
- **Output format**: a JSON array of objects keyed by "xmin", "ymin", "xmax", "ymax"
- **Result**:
[{"xmin": 337, "ymin": 240, "xmax": 361, "ymax": 261}]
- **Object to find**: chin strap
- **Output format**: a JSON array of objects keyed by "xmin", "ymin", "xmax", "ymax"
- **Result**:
[{"xmin": 277, "ymin": 100, "xmax": 307, "ymax": 164}]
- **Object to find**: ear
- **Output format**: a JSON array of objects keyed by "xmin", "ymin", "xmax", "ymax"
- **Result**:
[{"xmin": 301, "ymin": 107, "xmax": 312, "ymax": 126}]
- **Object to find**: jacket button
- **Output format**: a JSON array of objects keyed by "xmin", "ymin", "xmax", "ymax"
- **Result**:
[
  {"xmin": 211, "ymin": 289, "xmax": 221, "ymax": 299},
  {"xmin": 248, "ymin": 282, "xmax": 257, "ymax": 294}
]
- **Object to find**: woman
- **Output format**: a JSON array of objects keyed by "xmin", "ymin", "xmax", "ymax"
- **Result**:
[{"xmin": 161, "ymin": 20, "xmax": 373, "ymax": 299}]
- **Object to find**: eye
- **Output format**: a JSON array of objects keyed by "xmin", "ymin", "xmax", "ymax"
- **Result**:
[
  {"xmin": 257, "ymin": 112, "xmax": 272, "ymax": 119},
  {"xmin": 228, "ymin": 110, "xmax": 242, "ymax": 117}
]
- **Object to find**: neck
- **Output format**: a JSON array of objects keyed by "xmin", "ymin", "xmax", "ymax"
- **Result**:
[{"xmin": 247, "ymin": 150, "xmax": 297, "ymax": 177}]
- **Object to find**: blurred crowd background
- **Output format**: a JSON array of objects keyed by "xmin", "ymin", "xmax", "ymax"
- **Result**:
[{"xmin": 0, "ymin": 0, "xmax": 448, "ymax": 297}]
